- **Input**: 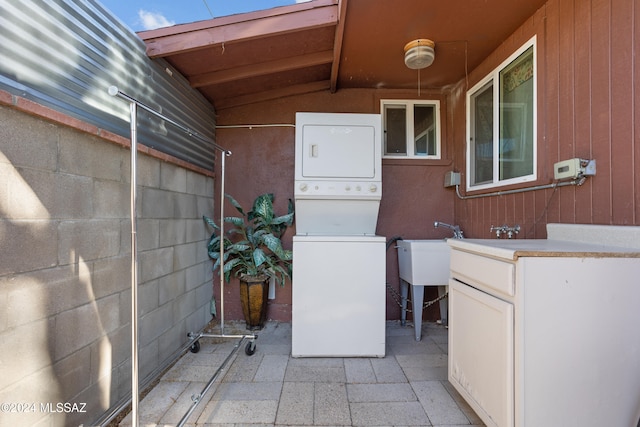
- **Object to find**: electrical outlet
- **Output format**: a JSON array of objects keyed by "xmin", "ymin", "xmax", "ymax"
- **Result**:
[
  {"xmin": 444, "ymin": 171, "xmax": 461, "ymax": 187},
  {"xmin": 554, "ymin": 158, "xmax": 596, "ymax": 180}
]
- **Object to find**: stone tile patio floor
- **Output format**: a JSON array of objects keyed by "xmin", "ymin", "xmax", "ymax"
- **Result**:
[{"xmin": 119, "ymin": 321, "xmax": 485, "ymax": 426}]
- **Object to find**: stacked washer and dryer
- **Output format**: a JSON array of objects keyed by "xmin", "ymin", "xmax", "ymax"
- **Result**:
[{"xmin": 291, "ymin": 112, "xmax": 386, "ymax": 357}]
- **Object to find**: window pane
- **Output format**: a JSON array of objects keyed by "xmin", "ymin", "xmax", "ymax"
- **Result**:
[
  {"xmin": 414, "ymin": 105, "xmax": 436, "ymax": 156},
  {"xmin": 384, "ymin": 105, "xmax": 406, "ymax": 155},
  {"xmin": 470, "ymin": 82, "xmax": 494, "ymax": 185},
  {"xmin": 499, "ymin": 46, "xmax": 534, "ymax": 180}
]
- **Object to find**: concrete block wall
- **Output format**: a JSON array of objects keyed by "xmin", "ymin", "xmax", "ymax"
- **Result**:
[{"xmin": 0, "ymin": 105, "xmax": 215, "ymax": 426}]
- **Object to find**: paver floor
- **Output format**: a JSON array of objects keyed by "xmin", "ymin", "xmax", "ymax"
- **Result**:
[{"xmin": 119, "ymin": 321, "xmax": 484, "ymax": 426}]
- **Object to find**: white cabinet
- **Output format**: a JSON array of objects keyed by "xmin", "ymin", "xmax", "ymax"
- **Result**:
[
  {"xmin": 449, "ymin": 279, "xmax": 513, "ymax": 427},
  {"xmin": 448, "ymin": 238, "xmax": 640, "ymax": 427}
]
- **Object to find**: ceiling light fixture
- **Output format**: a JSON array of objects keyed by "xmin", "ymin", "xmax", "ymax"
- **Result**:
[{"xmin": 404, "ymin": 39, "xmax": 435, "ymax": 69}]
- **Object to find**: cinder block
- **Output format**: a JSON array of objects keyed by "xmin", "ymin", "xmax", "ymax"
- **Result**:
[
  {"xmin": 136, "ymin": 218, "xmax": 160, "ymax": 251},
  {"xmin": 139, "ymin": 303, "xmax": 173, "ymax": 345},
  {"xmin": 64, "ymin": 379, "xmax": 107, "ymax": 427},
  {"xmin": 174, "ymin": 289, "xmax": 197, "ymax": 322},
  {"xmin": 158, "ymin": 322, "xmax": 184, "ymax": 359},
  {"xmin": 53, "ymin": 174, "xmax": 94, "ymax": 220},
  {"xmin": 141, "ymin": 187, "xmax": 175, "ymax": 219},
  {"xmin": 107, "ymin": 324, "xmax": 131, "ymax": 367},
  {"xmin": 0, "ymin": 285, "xmax": 6, "ymax": 332},
  {"xmin": 0, "ymin": 106, "xmax": 58, "ymax": 171},
  {"xmin": 195, "ymin": 240, "xmax": 210, "ymax": 264},
  {"xmin": 54, "ymin": 294, "xmax": 120, "ymax": 360},
  {"xmin": 158, "ymin": 219, "xmax": 186, "ymax": 247},
  {"xmin": 9, "ymin": 167, "xmax": 94, "ymax": 220},
  {"xmin": 185, "ymin": 304, "xmax": 210, "ymax": 333},
  {"xmin": 2, "ymin": 165, "xmax": 54, "ymax": 220},
  {"xmin": 185, "ymin": 218, "xmax": 208, "ymax": 244},
  {"xmin": 58, "ymin": 219, "xmax": 121, "ymax": 265},
  {"xmin": 58, "ymin": 130, "xmax": 124, "ymax": 181},
  {"xmin": 94, "ymin": 179, "xmax": 129, "ymax": 218},
  {"xmin": 138, "ymin": 279, "xmax": 160, "ymax": 317},
  {"xmin": 196, "ymin": 195, "xmax": 215, "ymax": 219},
  {"xmin": 4, "ymin": 265, "xmax": 92, "ymax": 328},
  {"xmin": 92, "ymin": 255, "xmax": 131, "ymax": 299},
  {"xmin": 138, "ymin": 247, "xmax": 173, "ymax": 283},
  {"xmin": 0, "ymin": 368, "xmax": 59, "ymax": 427},
  {"xmin": 0, "ymin": 318, "xmax": 53, "ymax": 387},
  {"xmin": 173, "ymin": 241, "xmax": 198, "ymax": 271},
  {"xmin": 135, "ymin": 154, "xmax": 161, "ymax": 188},
  {"xmin": 158, "ymin": 270, "xmax": 186, "ymax": 306},
  {"xmin": 185, "ymin": 262, "xmax": 208, "ymax": 292},
  {"xmin": 173, "ymin": 192, "xmax": 197, "ymax": 219},
  {"xmin": 185, "ymin": 170, "xmax": 211, "ymax": 196},
  {"xmin": 160, "ymin": 162, "xmax": 187, "ymax": 193},
  {"xmin": 52, "ymin": 346, "xmax": 91, "ymax": 400},
  {"xmin": 138, "ymin": 339, "xmax": 159, "ymax": 380},
  {"xmin": 0, "ymin": 220, "xmax": 58, "ymax": 275}
]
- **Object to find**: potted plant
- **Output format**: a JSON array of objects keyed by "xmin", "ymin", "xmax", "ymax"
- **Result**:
[{"xmin": 204, "ymin": 193, "xmax": 294, "ymax": 330}]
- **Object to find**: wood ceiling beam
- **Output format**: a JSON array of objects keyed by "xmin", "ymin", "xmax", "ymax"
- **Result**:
[
  {"xmin": 142, "ymin": 3, "xmax": 338, "ymax": 58},
  {"xmin": 330, "ymin": 0, "xmax": 348, "ymax": 93},
  {"xmin": 190, "ymin": 51, "xmax": 334, "ymax": 88},
  {"xmin": 215, "ymin": 80, "xmax": 331, "ymax": 110}
]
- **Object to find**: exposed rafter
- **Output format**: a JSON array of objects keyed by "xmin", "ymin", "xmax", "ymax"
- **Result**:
[
  {"xmin": 190, "ymin": 51, "xmax": 334, "ymax": 88},
  {"xmin": 137, "ymin": 0, "xmax": 547, "ymax": 110},
  {"xmin": 330, "ymin": 0, "xmax": 348, "ymax": 93},
  {"xmin": 141, "ymin": 0, "xmax": 338, "ymax": 58}
]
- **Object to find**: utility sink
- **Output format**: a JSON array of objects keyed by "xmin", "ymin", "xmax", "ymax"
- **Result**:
[
  {"xmin": 397, "ymin": 239, "xmax": 450, "ymax": 285},
  {"xmin": 396, "ymin": 239, "xmax": 451, "ymax": 341}
]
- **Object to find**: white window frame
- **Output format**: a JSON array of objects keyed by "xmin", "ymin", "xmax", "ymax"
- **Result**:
[
  {"xmin": 466, "ymin": 36, "xmax": 537, "ymax": 191},
  {"xmin": 381, "ymin": 99, "xmax": 441, "ymax": 159}
]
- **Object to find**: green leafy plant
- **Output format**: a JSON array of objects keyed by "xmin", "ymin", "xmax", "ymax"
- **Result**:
[{"xmin": 204, "ymin": 193, "xmax": 294, "ymax": 287}]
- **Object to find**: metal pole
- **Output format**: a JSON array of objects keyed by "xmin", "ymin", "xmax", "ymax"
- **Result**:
[
  {"xmin": 129, "ymin": 101, "xmax": 139, "ymax": 427},
  {"xmin": 175, "ymin": 336, "xmax": 246, "ymax": 427},
  {"xmin": 108, "ymin": 86, "xmax": 228, "ymax": 153},
  {"xmin": 219, "ymin": 151, "xmax": 227, "ymax": 334},
  {"xmin": 108, "ymin": 86, "xmax": 234, "ymax": 427}
]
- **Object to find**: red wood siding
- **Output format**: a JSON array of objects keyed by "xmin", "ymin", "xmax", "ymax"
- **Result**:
[
  {"xmin": 452, "ymin": 0, "xmax": 639, "ymax": 238},
  {"xmin": 214, "ymin": 0, "xmax": 639, "ymax": 323}
]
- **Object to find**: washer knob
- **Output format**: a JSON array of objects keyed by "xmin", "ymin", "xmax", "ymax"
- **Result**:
[
  {"xmin": 369, "ymin": 184, "xmax": 378, "ymax": 193},
  {"xmin": 299, "ymin": 183, "xmax": 308, "ymax": 192}
]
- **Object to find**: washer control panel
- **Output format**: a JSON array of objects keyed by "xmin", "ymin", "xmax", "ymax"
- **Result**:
[{"xmin": 295, "ymin": 180, "xmax": 381, "ymax": 199}]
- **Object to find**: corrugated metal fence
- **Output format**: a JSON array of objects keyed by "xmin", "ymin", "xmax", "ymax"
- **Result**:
[{"xmin": 0, "ymin": 0, "xmax": 217, "ymax": 171}]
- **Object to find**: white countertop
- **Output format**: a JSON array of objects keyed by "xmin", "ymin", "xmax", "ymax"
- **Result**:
[{"xmin": 447, "ymin": 238, "xmax": 640, "ymax": 261}]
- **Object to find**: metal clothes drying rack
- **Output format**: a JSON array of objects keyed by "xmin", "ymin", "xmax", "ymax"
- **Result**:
[{"xmin": 108, "ymin": 86, "xmax": 257, "ymax": 427}]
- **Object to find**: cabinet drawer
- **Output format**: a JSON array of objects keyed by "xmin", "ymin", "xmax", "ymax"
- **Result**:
[{"xmin": 450, "ymin": 250, "xmax": 515, "ymax": 297}]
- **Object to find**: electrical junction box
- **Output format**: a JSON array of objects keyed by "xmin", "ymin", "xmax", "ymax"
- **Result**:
[
  {"xmin": 554, "ymin": 158, "xmax": 596, "ymax": 180},
  {"xmin": 444, "ymin": 171, "xmax": 461, "ymax": 187}
]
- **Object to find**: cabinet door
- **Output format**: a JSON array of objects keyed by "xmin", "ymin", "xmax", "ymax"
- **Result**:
[{"xmin": 449, "ymin": 279, "xmax": 514, "ymax": 427}]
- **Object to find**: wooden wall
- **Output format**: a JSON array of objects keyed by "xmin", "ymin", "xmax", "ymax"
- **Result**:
[
  {"xmin": 215, "ymin": 89, "xmax": 455, "ymax": 322},
  {"xmin": 451, "ymin": 0, "xmax": 640, "ymax": 239},
  {"xmin": 214, "ymin": 0, "xmax": 639, "ymax": 323}
]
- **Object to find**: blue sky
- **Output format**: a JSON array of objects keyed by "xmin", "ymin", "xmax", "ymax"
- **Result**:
[{"xmin": 98, "ymin": 0, "xmax": 310, "ymax": 32}]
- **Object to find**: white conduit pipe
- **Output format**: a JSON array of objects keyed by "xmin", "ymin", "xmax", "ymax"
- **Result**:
[{"xmin": 108, "ymin": 86, "xmax": 230, "ymax": 427}]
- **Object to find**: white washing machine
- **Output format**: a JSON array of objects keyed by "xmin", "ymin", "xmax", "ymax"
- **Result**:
[
  {"xmin": 292, "ymin": 235, "xmax": 386, "ymax": 357},
  {"xmin": 292, "ymin": 112, "xmax": 386, "ymax": 357}
]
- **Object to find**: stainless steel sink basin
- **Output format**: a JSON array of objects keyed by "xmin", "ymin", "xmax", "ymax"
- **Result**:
[{"xmin": 397, "ymin": 239, "xmax": 450, "ymax": 285}]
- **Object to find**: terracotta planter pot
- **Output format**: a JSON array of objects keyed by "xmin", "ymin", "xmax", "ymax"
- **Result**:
[{"xmin": 239, "ymin": 275, "xmax": 269, "ymax": 330}]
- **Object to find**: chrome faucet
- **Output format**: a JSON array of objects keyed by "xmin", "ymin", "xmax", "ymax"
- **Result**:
[
  {"xmin": 490, "ymin": 224, "xmax": 520, "ymax": 239},
  {"xmin": 434, "ymin": 221, "xmax": 464, "ymax": 239}
]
